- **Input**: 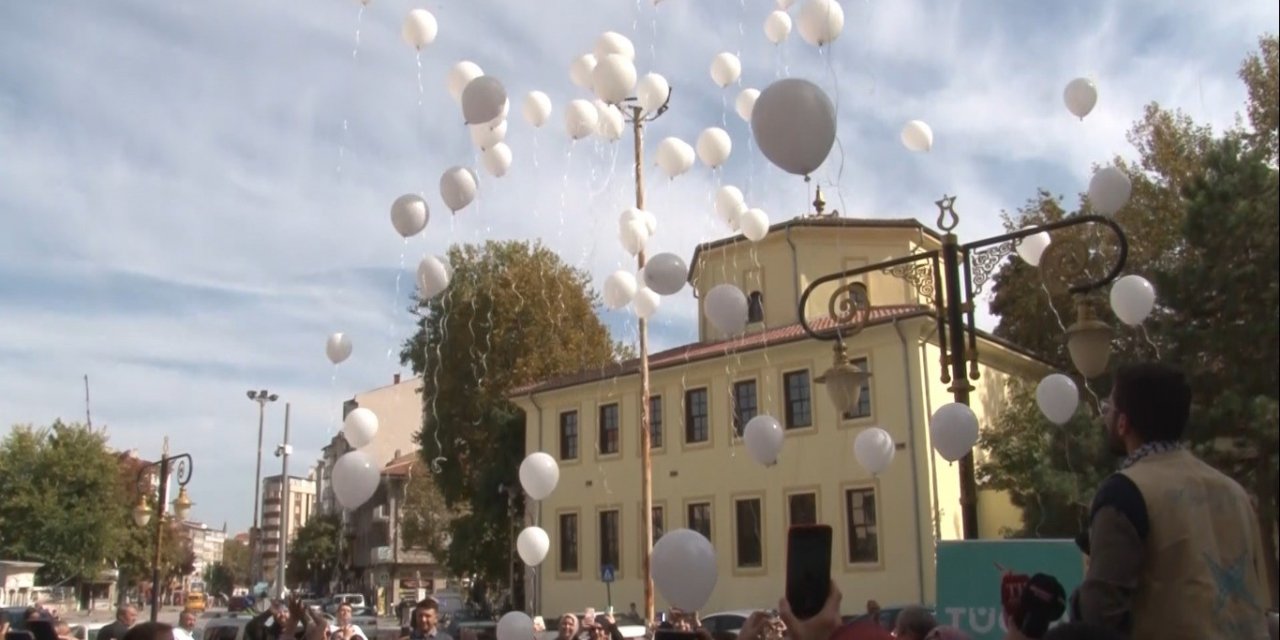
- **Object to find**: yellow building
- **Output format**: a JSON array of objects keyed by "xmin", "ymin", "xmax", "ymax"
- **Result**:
[{"xmin": 511, "ymin": 213, "xmax": 1050, "ymax": 618}]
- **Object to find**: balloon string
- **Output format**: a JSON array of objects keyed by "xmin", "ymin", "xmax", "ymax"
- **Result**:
[
  {"xmin": 352, "ymin": 6, "xmax": 364, "ymax": 60},
  {"xmin": 1138, "ymin": 324, "xmax": 1161, "ymax": 358},
  {"xmin": 388, "ymin": 241, "xmax": 408, "ymax": 361},
  {"xmin": 1037, "ymin": 280, "xmax": 1094, "ymax": 532}
]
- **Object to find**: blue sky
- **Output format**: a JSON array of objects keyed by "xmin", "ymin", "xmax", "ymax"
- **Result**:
[{"xmin": 0, "ymin": 0, "xmax": 1273, "ymax": 534}]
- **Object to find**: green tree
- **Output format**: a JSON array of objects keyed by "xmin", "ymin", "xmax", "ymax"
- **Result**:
[
  {"xmin": 1158, "ymin": 133, "xmax": 1279, "ymax": 603},
  {"xmin": 205, "ymin": 562, "xmax": 236, "ymax": 597},
  {"xmin": 400, "ymin": 240, "xmax": 617, "ymax": 593},
  {"xmin": 0, "ymin": 422, "xmax": 129, "ymax": 583},
  {"xmin": 399, "ymin": 462, "xmax": 454, "ymax": 560},
  {"xmin": 222, "ymin": 538, "xmax": 251, "ymax": 587},
  {"xmin": 980, "ymin": 35, "xmax": 1279, "ymax": 605},
  {"xmin": 113, "ymin": 452, "xmax": 188, "ymax": 594},
  {"xmin": 286, "ymin": 513, "xmax": 341, "ymax": 591}
]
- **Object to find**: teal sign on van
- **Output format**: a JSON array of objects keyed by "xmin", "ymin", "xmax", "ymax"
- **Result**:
[{"xmin": 936, "ymin": 540, "xmax": 1084, "ymax": 640}]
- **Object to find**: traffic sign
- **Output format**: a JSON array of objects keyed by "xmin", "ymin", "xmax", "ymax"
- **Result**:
[{"xmin": 601, "ymin": 565, "xmax": 616, "ymax": 583}]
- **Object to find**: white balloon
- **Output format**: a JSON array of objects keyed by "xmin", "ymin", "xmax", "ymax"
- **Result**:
[
  {"xmin": 569, "ymin": 53, "xmax": 597, "ymax": 90},
  {"xmin": 469, "ymin": 119, "xmax": 508, "ymax": 150},
  {"xmin": 332, "ymin": 450, "xmax": 380, "ymax": 510},
  {"xmin": 401, "ymin": 9, "xmax": 437, "ymax": 50},
  {"xmin": 696, "ymin": 127, "xmax": 732, "ymax": 168},
  {"xmin": 752, "ymin": 78, "xmax": 836, "ymax": 176},
  {"xmin": 764, "ymin": 10, "xmax": 793, "ymax": 44},
  {"xmin": 900, "ymin": 120, "xmax": 934, "ymax": 152},
  {"xmin": 592, "ymin": 54, "xmax": 637, "ymax": 104},
  {"xmin": 482, "ymin": 142, "xmax": 513, "ymax": 178},
  {"xmin": 564, "ymin": 99, "xmax": 600, "ymax": 140},
  {"xmin": 637, "ymin": 73, "xmax": 670, "ymax": 115},
  {"xmin": 1015, "ymin": 228, "xmax": 1052, "ymax": 266},
  {"xmin": 440, "ymin": 166, "xmax": 478, "ymax": 212},
  {"xmin": 743, "ymin": 414, "xmax": 784, "ymax": 466},
  {"xmin": 1035, "ymin": 374, "xmax": 1079, "ymax": 426},
  {"xmin": 619, "ymin": 219, "xmax": 650, "ymax": 256},
  {"xmin": 461, "ymin": 76, "xmax": 507, "ymax": 125},
  {"xmin": 705, "ymin": 283, "xmax": 748, "ymax": 335},
  {"xmin": 853, "ymin": 427, "xmax": 895, "ymax": 475},
  {"xmin": 447, "ymin": 61, "xmax": 484, "ymax": 103},
  {"xmin": 644, "ymin": 252, "xmax": 688, "ymax": 295},
  {"xmin": 516, "ymin": 527, "xmax": 550, "ymax": 566},
  {"xmin": 621, "ymin": 207, "xmax": 657, "ymax": 235},
  {"xmin": 735, "ymin": 88, "xmax": 760, "ymax": 123},
  {"xmin": 596, "ymin": 100, "xmax": 626, "ymax": 141},
  {"xmin": 1110, "ymin": 275, "xmax": 1156, "ymax": 326},
  {"xmin": 655, "ymin": 137, "xmax": 695, "ymax": 178},
  {"xmin": 740, "ymin": 208, "xmax": 770, "ymax": 242},
  {"xmin": 633, "ymin": 287, "xmax": 661, "ymax": 319},
  {"xmin": 496, "ymin": 611, "xmax": 535, "ymax": 640},
  {"xmin": 715, "ymin": 186, "xmax": 747, "ymax": 229},
  {"xmin": 1063, "ymin": 77, "xmax": 1098, "ymax": 120},
  {"xmin": 710, "ymin": 52, "xmax": 742, "ymax": 88},
  {"xmin": 325, "ymin": 332, "xmax": 352, "ymax": 364},
  {"xmin": 1088, "ymin": 166, "xmax": 1132, "ymax": 215},
  {"xmin": 796, "ymin": 0, "xmax": 845, "ymax": 46},
  {"xmin": 929, "ymin": 403, "xmax": 980, "ymax": 463},
  {"xmin": 652, "ymin": 529, "xmax": 718, "ymax": 611},
  {"xmin": 519, "ymin": 452, "xmax": 560, "ymax": 500},
  {"xmin": 523, "ymin": 91, "xmax": 553, "ymax": 128},
  {"xmin": 603, "ymin": 270, "xmax": 639, "ymax": 310},
  {"xmin": 594, "ymin": 31, "xmax": 637, "ymax": 62},
  {"xmin": 390, "ymin": 194, "xmax": 429, "ymax": 238},
  {"xmin": 417, "ymin": 255, "xmax": 451, "ymax": 299},
  {"xmin": 342, "ymin": 407, "xmax": 379, "ymax": 448}
]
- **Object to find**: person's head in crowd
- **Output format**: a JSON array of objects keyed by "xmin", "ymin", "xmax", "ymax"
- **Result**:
[
  {"xmin": 53, "ymin": 622, "xmax": 75, "ymax": 640},
  {"xmin": 1104, "ymin": 362, "xmax": 1191, "ymax": 456},
  {"xmin": 23, "ymin": 611, "xmax": 42, "ymax": 624},
  {"xmin": 532, "ymin": 617, "xmax": 545, "ymax": 633},
  {"xmin": 122, "ymin": 623, "xmax": 174, "ymax": 640},
  {"xmin": 412, "ymin": 599, "xmax": 440, "ymax": 634},
  {"xmin": 1011, "ymin": 574, "xmax": 1067, "ymax": 639},
  {"xmin": 556, "ymin": 614, "xmax": 578, "ymax": 640},
  {"xmin": 336, "ymin": 604, "xmax": 354, "ymax": 629},
  {"xmin": 892, "ymin": 607, "xmax": 937, "ymax": 640},
  {"xmin": 865, "ymin": 601, "xmax": 881, "ymax": 618},
  {"xmin": 179, "ymin": 611, "xmax": 197, "ymax": 633},
  {"xmin": 25, "ymin": 621, "xmax": 56, "ymax": 640},
  {"xmin": 118, "ymin": 606, "xmax": 139, "ymax": 628}
]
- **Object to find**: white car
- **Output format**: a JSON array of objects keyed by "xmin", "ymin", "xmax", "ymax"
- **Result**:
[{"xmin": 700, "ymin": 610, "xmax": 763, "ymax": 636}]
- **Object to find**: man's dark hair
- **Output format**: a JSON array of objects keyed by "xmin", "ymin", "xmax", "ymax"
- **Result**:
[
  {"xmin": 414, "ymin": 598, "xmax": 439, "ymax": 613},
  {"xmin": 894, "ymin": 606, "xmax": 937, "ymax": 639},
  {"xmin": 1112, "ymin": 362, "xmax": 1191, "ymax": 443},
  {"xmin": 1043, "ymin": 622, "xmax": 1125, "ymax": 640}
]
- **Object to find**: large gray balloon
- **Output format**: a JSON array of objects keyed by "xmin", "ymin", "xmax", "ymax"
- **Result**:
[
  {"xmin": 750, "ymin": 78, "xmax": 836, "ymax": 177},
  {"xmin": 644, "ymin": 252, "xmax": 688, "ymax": 295},
  {"xmin": 461, "ymin": 76, "xmax": 508, "ymax": 125}
]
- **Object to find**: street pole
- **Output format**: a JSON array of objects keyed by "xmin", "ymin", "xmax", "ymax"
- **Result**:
[
  {"xmin": 248, "ymin": 389, "xmax": 277, "ymax": 584},
  {"xmin": 151, "ymin": 452, "xmax": 170, "ymax": 623},
  {"xmin": 277, "ymin": 403, "xmax": 292, "ymax": 597},
  {"xmin": 795, "ymin": 196, "xmax": 1129, "ymax": 540},
  {"xmin": 630, "ymin": 104, "xmax": 655, "ymax": 626}
]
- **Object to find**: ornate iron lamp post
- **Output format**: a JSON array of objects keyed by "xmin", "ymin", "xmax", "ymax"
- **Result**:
[
  {"xmin": 132, "ymin": 439, "xmax": 195, "ymax": 622},
  {"xmin": 796, "ymin": 195, "xmax": 1129, "ymax": 539}
]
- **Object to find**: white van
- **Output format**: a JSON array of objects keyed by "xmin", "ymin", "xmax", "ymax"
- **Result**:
[{"xmin": 333, "ymin": 593, "xmax": 367, "ymax": 609}]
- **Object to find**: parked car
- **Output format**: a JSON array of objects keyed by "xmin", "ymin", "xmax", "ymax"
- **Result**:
[
  {"xmin": 332, "ymin": 594, "xmax": 367, "ymax": 609},
  {"xmin": 199, "ymin": 614, "xmax": 256, "ymax": 640},
  {"xmin": 70, "ymin": 621, "xmax": 110, "ymax": 640},
  {"xmin": 700, "ymin": 610, "xmax": 758, "ymax": 636},
  {"xmin": 844, "ymin": 606, "xmax": 935, "ymax": 631}
]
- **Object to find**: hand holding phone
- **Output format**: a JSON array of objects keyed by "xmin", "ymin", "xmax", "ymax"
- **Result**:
[{"xmin": 785, "ymin": 525, "xmax": 833, "ymax": 620}]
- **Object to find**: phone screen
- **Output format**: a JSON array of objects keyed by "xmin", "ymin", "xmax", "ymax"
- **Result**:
[{"xmin": 785, "ymin": 524, "xmax": 833, "ymax": 620}]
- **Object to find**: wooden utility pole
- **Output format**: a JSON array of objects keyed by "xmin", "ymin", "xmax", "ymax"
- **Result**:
[{"xmin": 631, "ymin": 104, "xmax": 655, "ymax": 625}]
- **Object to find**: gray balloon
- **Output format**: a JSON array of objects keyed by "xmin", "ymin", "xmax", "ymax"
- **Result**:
[
  {"xmin": 750, "ymin": 78, "xmax": 836, "ymax": 177},
  {"xmin": 644, "ymin": 252, "xmax": 688, "ymax": 296},
  {"xmin": 461, "ymin": 76, "xmax": 508, "ymax": 125}
]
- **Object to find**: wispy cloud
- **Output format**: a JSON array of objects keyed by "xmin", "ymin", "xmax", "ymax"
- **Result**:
[{"xmin": 1, "ymin": 0, "xmax": 1273, "ymax": 531}]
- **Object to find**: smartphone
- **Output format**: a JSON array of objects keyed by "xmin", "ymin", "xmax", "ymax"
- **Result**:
[{"xmin": 785, "ymin": 524, "xmax": 833, "ymax": 620}]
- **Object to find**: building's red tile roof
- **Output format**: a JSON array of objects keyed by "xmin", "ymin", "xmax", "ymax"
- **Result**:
[
  {"xmin": 382, "ymin": 451, "xmax": 420, "ymax": 477},
  {"xmin": 509, "ymin": 305, "xmax": 931, "ymax": 396}
]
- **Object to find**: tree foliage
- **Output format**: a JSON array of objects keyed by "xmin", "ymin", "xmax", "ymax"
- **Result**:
[
  {"xmin": 221, "ymin": 538, "xmax": 252, "ymax": 587},
  {"xmin": 114, "ymin": 452, "xmax": 189, "ymax": 591},
  {"xmin": 980, "ymin": 35, "xmax": 1279, "ymax": 604},
  {"xmin": 399, "ymin": 462, "xmax": 454, "ymax": 561},
  {"xmin": 400, "ymin": 240, "xmax": 617, "ymax": 592},
  {"xmin": 0, "ymin": 422, "xmax": 130, "ymax": 583},
  {"xmin": 205, "ymin": 562, "xmax": 236, "ymax": 597},
  {"xmin": 286, "ymin": 513, "xmax": 341, "ymax": 591}
]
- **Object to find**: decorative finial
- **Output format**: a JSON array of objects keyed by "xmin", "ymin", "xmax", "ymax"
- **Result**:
[
  {"xmin": 935, "ymin": 194, "xmax": 960, "ymax": 232},
  {"xmin": 813, "ymin": 187, "xmax": 826, "ymax": 217}
]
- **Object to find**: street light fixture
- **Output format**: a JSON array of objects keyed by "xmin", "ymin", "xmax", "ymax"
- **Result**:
[
  {"xmin": 133, "ymin": 439, "xmax": 195, "ymax": 622},
  {"xmin": 796, "ymin": 195, "xmax": 1128, "ymax": 540},
  {"xmin": 247, "ymin": 388, "xmax": 279, "ymax": 583}
]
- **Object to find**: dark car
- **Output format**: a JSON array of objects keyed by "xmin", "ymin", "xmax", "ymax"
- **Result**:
[{"xmin": 844, "ymin": 606, "xmax": 935, "ymax": 631}]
